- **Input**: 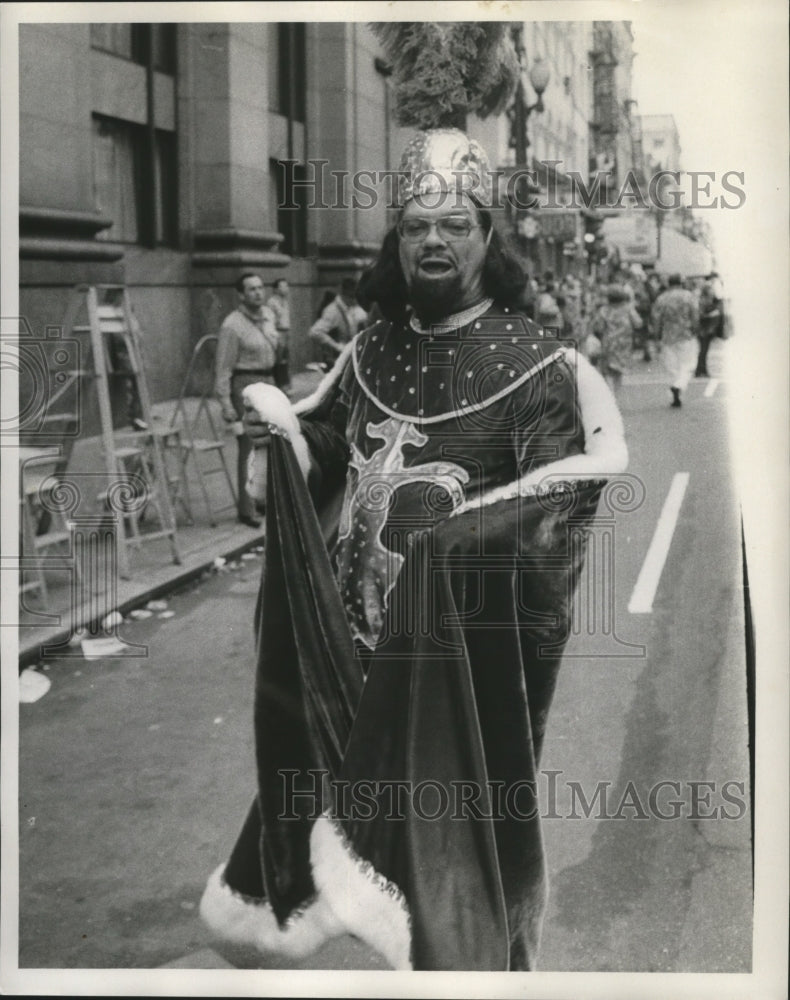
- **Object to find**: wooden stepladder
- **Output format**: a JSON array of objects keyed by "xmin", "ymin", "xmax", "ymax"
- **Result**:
[{"xmin": 67, "ymin": 284, "xmax": 181, "ymax": 578}]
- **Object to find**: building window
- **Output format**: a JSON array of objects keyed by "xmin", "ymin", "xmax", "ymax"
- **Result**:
[
  {"xmin": 89, "ymin": 22, "xmax": 178, "ymax": 247},
  {"xmin": 154, "ymin": 130, "xmax": 178, "ymax": 244},
  {"xmin": 92, "ymin": 115, "xmax": 178, "ymax": 246},
  {"xmin": 90, "ymin": 23, "xmax": 176, "ymax": 74},
  {"xmin": 92, "ymin": 116, "xmax": 142, "ymax": 242},
  {"xmin": 147, "ymin": 24, "xmax": 177, "ymax": 74},
  {"xmin": 271, "ymin": 159, "xmax": 307, "ymax": 257},
  {"xmin": 273, "ymin": 23, "xmax": 306, "ymax": 122}
]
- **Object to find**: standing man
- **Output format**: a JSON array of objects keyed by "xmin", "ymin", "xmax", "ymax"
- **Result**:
[
  {"xmin": 201, "ymin": 129, "xmax": 628, "ymax": 970},
  {"xmin": 624, "ymin": 265, "xmax": 653, "ymax": 361},
  {"xmin": 695, "ymin": 273, "xmax": 724, "ymax": 377},
  {"xmin": 266, "ymin": 277, "xmax": 293, "ymax": 393},
  {"xmin": 215, "ymin": 273, "xmax": 286, "ymax": 528},
  {"xmin": 651, "ymin": 272, "xmax": 700, "ymax": 408},
  {"xmin": 308, "ymin": 277, "xmax": 368, "ymax": 369}
]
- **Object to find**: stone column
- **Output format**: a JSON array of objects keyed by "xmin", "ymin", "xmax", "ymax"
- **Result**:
[
  {"xmin": 308, "ymin": 23, "xmax": 386, "ymax": 284},
  {"xmin": 184, "ymin": 23, "xmax": 287, "ymax": 268}
]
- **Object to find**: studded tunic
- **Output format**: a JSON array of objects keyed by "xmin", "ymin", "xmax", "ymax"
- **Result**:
[{"xmin": 299, "ymin": 300, "xmax": 586, "ymax": 650}]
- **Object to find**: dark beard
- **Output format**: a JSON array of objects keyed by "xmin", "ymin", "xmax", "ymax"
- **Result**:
[{"xmin": 409, "ymin": 272, "xmax": 464, "ymax": 324}]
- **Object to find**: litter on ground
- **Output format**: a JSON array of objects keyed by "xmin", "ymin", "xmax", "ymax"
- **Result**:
[
  {"xmin": 102, "ymin": 611, "xmax": 123, "ymax": 630},
  {"xmin": 19, "ymin": 668, "xmax": 51, "ymax": 703},
  {"xmin": 81, "ymin": 635, "xmax": 129, "ymax": 659}
]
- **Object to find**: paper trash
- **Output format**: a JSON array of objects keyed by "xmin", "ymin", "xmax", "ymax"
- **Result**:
[
  {"xmin": 81, "ymin": 635, "xmax": 129, "ymax": 659},
  {"xmin": 19, "ymin": 668, "xmax": 51, "ymax": 703}
]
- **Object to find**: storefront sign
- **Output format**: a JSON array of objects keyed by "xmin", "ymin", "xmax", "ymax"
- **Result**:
[{"xmin": 534, "ymin": 210, "xmax": 579, "ymax": 242}]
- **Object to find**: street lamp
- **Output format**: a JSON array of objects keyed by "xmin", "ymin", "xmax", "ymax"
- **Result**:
[
  {"xmin": 507, "ymin": 27, "xmax": 551, "ymax": 273},
  {"xmin": 527, "ymin": 58, "xmax": 551, "ymax": 119},
  {"xmin": 510, "ymin": 27, "xmax": 551, "ymax": 167}
]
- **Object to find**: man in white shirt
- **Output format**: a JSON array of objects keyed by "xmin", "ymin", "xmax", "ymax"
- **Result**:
[
  {"xmin": 215, "ymin": 273, "xmax": 284, "ymax": 527},
  {"xmin": 308, "ymin": 277, "xmax": 368, "ymax": 368}
]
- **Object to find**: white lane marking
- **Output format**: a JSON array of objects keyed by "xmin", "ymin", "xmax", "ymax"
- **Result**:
[
  {"xmin": 704, "ymin": 379, "xmax": 719, "ymax": 397},
  {"xmin": 628, "ymin": 472, "xmax": 690, "ymax": 614}
]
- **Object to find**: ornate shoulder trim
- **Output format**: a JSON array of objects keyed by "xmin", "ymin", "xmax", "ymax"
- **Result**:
[
  {"xmin": 408, "ymin": 297, "xmax": 494, "ymax": 334},
  {"xmin": 351, "ymin": 344, "xmax": 569, "ymax": 426}
]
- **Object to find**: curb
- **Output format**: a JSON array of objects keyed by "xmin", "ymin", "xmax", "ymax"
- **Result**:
[{"xmin": 18, "ymin": 530, "xmax": 265, "ymax": 672}]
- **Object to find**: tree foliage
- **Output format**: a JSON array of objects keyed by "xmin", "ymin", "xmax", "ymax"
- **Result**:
[{"xmin": 370, "ymin": 22, "xmax": 519, "ymax": 130}]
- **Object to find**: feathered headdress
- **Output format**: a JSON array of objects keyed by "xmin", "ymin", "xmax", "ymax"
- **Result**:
[{"xmin": 370, "ymin": 22, "xmax": 519, "ymax": 129}]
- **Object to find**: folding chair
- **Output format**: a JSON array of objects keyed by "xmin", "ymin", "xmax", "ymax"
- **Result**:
[{"xmin": 168, "ymin": 335, "xmax": 237, "ymax": 527}]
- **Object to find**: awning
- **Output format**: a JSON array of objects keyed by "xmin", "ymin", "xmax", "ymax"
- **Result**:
[
  {"xmin": 654, "ymin": 226, "xmax": 713, "ymax": 278},
  {"xmin": 602, "ymin": 212, "xmax": 656, "ymax": 265},
  {"xmin": 601, "ymin": 213, "xmax": 713, "ymax": 277}
]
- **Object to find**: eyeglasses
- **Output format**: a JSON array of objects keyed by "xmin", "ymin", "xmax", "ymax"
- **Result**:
[{"xmin": 397, "ymin": 216, "xmax": 481, "ymax": 243}]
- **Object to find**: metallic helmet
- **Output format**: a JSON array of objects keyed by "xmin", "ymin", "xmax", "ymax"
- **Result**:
[{"xmin": 397, "ymin": 128, "xmax": 493, "ymax": 208}]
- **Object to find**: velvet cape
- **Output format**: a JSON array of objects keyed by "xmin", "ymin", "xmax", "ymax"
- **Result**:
[{"xmin": 201, "ymin": 317, "xmax": 605, "ymax": 971}]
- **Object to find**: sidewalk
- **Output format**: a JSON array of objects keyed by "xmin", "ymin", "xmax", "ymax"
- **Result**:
[{"xmin": 18, "ymin": 369, "xmax": 324, "ymax": 669}]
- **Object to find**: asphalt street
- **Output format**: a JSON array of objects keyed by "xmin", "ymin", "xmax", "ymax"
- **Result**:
[
  {"xmin": 17, "ymin": 341, "xmax": 751, "ymax": 973},
  {"xmin": 539, "ymin": 344, "xmax": 751, "ymax": 972}
]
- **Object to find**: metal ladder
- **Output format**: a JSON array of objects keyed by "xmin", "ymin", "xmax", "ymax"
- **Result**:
[{"xmin": 65, "ymin": 284, "xmax": 181, "ymax": 579}]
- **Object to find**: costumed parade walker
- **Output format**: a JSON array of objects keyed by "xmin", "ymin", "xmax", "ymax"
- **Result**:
[{"xmin": 200, "ymin": 128, "xmax": 628, "ymax": 970}]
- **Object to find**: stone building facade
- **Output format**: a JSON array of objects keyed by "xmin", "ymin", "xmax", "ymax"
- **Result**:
[
  {"xmin": 18, "ymin": 18, "xmax": 645, "ymax": 427},
  {"xmin": 18, "ymin": 21, "xmax": 404, "ymax": 427}
]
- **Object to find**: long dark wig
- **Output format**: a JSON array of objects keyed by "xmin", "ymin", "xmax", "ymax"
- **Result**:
[{"xmin": 356, "ymin": 210, "xmax": 527, "ymax": 324}]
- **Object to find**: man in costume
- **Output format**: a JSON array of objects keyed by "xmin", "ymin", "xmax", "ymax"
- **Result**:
[{"xmin": 201, "ymin": 129, "xmax": 628, "ymax": 970}]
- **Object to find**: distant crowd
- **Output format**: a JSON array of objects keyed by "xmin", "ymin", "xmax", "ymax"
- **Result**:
[{"xmin": 517, "ymin": 265, "xmax": 727, "ymax": 406}]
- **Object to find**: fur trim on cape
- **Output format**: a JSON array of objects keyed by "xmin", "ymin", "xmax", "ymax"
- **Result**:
[
  {"xmin": 293, "ymin": 338, "xmax": 357, "ymax": 417},
  {"xmin": 310, "ymin": 814, "xmax": 412, "ymax": 970},
  {"xmin": 200, "ymin": 814, "xmax": 413, "ymax": 969},
  {"xmin": 199, "ymin": 864, "xmax": 344, "ymax": 960}
]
